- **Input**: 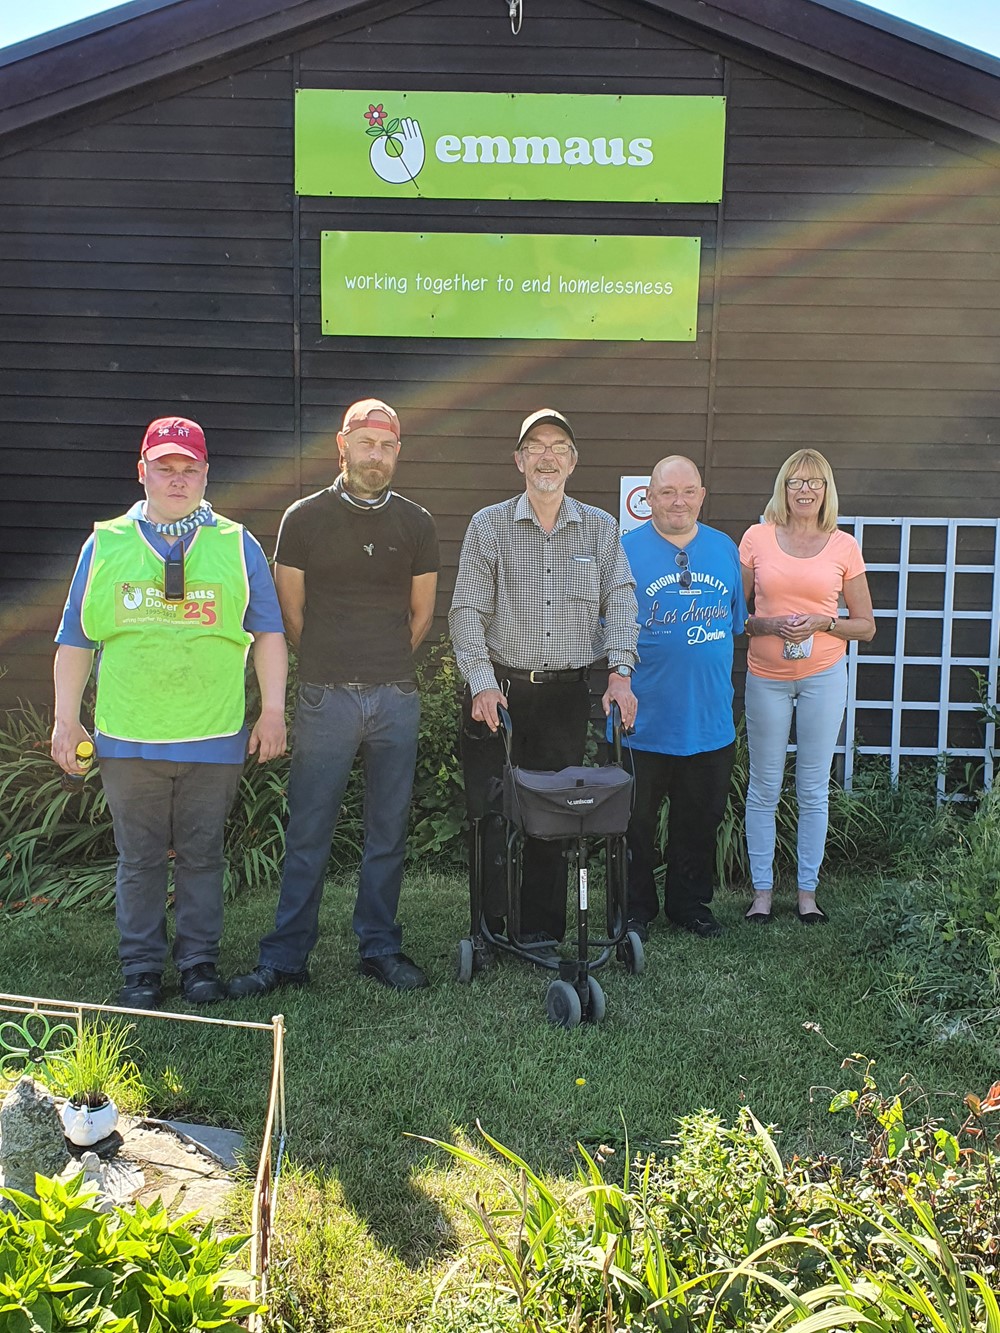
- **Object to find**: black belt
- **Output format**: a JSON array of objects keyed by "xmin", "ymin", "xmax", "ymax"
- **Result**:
[{"xmin": 496, "ymin": 666, "xmax": 589, "ymax": 685}]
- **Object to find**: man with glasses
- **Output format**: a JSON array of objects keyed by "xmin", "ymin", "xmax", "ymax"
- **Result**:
[
  {"xmin": 229, "ymin": 399, "xmax": 439, "ymax": 996},
  {"xmin": 449, "ymin": 408, "xmax": 638, "ymax": 952},
  {"xmin": 621, "ymin": 455, "xmax": 746, "ymax": 941}
]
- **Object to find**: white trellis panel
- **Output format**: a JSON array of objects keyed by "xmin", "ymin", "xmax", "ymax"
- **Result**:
[{"xmin": 836, "ymin": 517, "xmax": 1000, "ymax": 800}]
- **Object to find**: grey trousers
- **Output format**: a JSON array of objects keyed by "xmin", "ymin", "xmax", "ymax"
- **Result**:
[{"xmin": 100, "ymin": 758, "xmax": 242, "ymax": 976}]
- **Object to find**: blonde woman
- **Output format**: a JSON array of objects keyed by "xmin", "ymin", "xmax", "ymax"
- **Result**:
[{"xmin": 740, "ymin": 450, "xmax": 875, "ymax": 924}]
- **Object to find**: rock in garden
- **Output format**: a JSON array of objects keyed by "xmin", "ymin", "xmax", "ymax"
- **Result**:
[{"xmin": 0, "ymin": 1076, "xmax": 71, "ymax": 1199}]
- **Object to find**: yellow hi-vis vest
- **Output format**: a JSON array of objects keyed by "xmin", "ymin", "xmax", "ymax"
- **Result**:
[{"xmin": 80, "ymin": 514, "xmax": 252, "ymax": 743}]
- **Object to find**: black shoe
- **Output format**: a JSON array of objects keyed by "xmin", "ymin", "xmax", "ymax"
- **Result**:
[
  {"xmin": 626, "ymin": 917, "xmax": 650, "ymax": 943},
  {"xmin": 119, "ymin": 972, "xmax": 163, "ymax": 1009},
  {"xmin": 359, "ymin": 952, "xmax": 429, "ymax": 991},
  {"xmin": 675, "ymin": 912, "xmax": 723, "ymax": 939},
  {"xmin": 227, "ymin": 963, "xmax": 310, "ymax": 998},
  {"xmin": 518, "ymin": 931, "xmax": 560, "ymax": 964},
  {"xmin": 797, "ymin": 906, "xmax": 829, "ymax": 925},
  {"xmin": 180, "ymin": 962, "xmax": 226, "ymax": 1005}
]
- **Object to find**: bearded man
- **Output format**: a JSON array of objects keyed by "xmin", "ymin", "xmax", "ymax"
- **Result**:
[
  {"xmin": 229, "ymin": 399, "xmax": 439, "ymax": 995},
  {"xmin": 449, "ymin": 409, "xmax": 638, "ymax": 953}
]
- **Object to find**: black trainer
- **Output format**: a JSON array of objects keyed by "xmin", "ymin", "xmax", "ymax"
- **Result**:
[
  {"xmin": 181, "ymin": 962, "xmax": 226, "ymax": 1004},
  {"xmin": 119, "ymin": 972, "xmax": 163, "ymax": 1009},
  {"xmin": 227, "ymin": 964, "xmax": 310, "ymax": 998}
]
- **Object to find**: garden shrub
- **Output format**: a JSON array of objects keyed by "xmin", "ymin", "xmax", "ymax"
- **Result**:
[
  {"xmin": 0, "ymin": 1170, "xmax": 262, "ymax": 1332},
  {"xmin": 424, "ymin": 1064, "xmax": 1000, "ymax": 1332},
  {"xmin": 0, "ymin": 638, "xmax": 468, "ymax": 909},
  {"xmin": 865, "ymin": 788, "xmax": 1000, "ymax": 1045},
  {"xmin": 0, "ymin": 647, "xmax": 990, "ymax": 907}
]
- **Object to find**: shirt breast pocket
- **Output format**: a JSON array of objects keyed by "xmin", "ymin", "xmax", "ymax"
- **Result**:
[{"xmin": 567, "ymin": 558, "xmax": 599, "ymax": 603}]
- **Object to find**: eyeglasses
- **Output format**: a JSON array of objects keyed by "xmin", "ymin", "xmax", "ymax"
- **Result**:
[
  {"xmin": 675, "ymin": 550, "xmax": 692, "ymax": 589},
  {"xmin": 519, "ymin": 441, "xmax": 574, "ymax": 457},
  {"xmin": 786, "ymin": 477, "xmax": 826, "ymax": 491}
]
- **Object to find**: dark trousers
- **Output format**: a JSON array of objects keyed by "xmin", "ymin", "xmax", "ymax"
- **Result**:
[
  {"xmin": 100, "ymin": 757, "xmax": 242, "ymax": 975},
  {"xmin": 461, "ymin": 677, "xmax": 590, "ymax": 940},
  {"xmin": 625, "ymin": 742, "xmax": 735, "ymax": 925}
]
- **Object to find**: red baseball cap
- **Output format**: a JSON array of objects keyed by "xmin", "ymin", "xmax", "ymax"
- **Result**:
[
  {"xmin": 340, "ymin": 399, "xmax": 400, "ymax": 441},
  {"xmin": 141, "ymin": 417, "xmax": 208, "ymax": 462}
]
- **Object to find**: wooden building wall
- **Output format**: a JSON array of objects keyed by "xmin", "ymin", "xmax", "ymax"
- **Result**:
[{"xmin": 1, "ymin": 0, "xmax": 997, "ymax": 707}]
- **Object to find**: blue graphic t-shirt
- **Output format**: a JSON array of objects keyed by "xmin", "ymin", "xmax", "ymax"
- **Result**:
[{"xmin": 622, "ymin": 521, "xmax": 746, "ymax": 756}]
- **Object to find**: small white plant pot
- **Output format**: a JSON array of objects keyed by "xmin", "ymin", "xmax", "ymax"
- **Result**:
[{"xmin": 61, "ymin": 1096, "xmax": 119, "ymax": 1146}]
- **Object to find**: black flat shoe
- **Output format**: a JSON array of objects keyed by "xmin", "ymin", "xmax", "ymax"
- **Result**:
[
  {"xmin": 626, "ymin": 918, "xmax": 651, "ymax": 943},
  {"xmin": 797, "ymin": 907, "xmax": 828, "ymax": 925},
  {"xmin": 744, "ymin": 909, "xmax": 772, "ymax": 924},
  {"xmin": 359, "ymin": 952, "xmax": 429, "ymax": 991},
  {"xmin": 227, "ymin": 964, "xmax": 310, "ymax": 998}
]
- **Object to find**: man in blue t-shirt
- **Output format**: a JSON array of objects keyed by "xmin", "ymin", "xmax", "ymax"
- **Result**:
[{"xmin": 622, "ymin": 456, "xmax": 746, "ymax": 940}]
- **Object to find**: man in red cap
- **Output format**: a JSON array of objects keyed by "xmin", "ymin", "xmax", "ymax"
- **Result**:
[
  {"xmin": 229, "ymin": 397, "xmax": 439, "ymax": 995},
  {"xmin": 52, "ymin": 416, "xmax": 288, "ymax": 1009}
]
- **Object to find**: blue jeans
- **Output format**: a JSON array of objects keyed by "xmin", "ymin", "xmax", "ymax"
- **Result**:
[
  {"xmin": 744, "ymin": 661, "xmax": 847, "ymax": 893},
  {"xmin": 258, "ymin": 681, "xmax": 420, "ymax": 969},
  {"xmin": 100, "ymin": 758, "xmax": 242, "ymax": 976}
]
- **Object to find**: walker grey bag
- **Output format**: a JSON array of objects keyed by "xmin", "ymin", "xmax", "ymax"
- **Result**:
[{"xmin": 503, "ymin": 764, "xmax": 633, "ymax": 839}]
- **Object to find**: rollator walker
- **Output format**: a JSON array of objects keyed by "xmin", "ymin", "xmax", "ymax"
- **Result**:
[{"xmin": 456, "ymin": 703, "xmax": 645, "ymax": 1027}]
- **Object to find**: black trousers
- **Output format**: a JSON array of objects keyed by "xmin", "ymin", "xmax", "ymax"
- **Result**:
[
  {"xmin": 461, "ymin": 676, "xmax": 590, "ymax": 940},
  {"xmin": 624, "ymin": 742, "xmax": 735, "ymax": 925}
]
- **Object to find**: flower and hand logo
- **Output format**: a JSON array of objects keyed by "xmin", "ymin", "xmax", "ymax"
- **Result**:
[
  {"xmin": 121, "ymin": 582, "xmax": 143, "ymax": 610},
  {"xmin": 364, "ymin": 103, "xmax": 425, "ymax": 186}
]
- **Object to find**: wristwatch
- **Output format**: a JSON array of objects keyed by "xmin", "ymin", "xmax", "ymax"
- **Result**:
[
  {"xmin": 613, "ymin": 664, "xmax": 632, "ymax": 677},
  {"xmin": 827, "ymin": 616, "xmax": 838, "ymax": 633}
]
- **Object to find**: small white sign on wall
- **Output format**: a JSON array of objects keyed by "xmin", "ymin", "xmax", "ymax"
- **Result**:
[{"xmin": 619, "ymin": 476, "xmax": 652, "ymax": 533}]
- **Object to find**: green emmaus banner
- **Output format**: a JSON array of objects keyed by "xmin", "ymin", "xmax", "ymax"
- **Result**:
[
  {"xmin": 321, "ymin": 232, "xmax": 701, "ymax": 341},
  {"xmin": 297, "ymin": 90, "xmax": 725, "ymax": 203}
]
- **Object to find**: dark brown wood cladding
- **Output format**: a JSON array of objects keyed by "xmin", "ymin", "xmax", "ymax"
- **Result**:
[{"xmin": 0, "ymin": 0, "xmax": 998, "ymax": 704}]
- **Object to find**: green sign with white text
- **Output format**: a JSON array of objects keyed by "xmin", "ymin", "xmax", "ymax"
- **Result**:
[
  {"xmin": 297, "ymin": 90, "xmax": 725, "ymax": 202},
  {"xmin": 321, "ymin": 232, "xmax": 700, "ymax": 340}
]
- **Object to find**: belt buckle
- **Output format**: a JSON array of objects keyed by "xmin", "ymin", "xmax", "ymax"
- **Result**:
[{"xmin": 528, "ymin": 669, "xmax": 546, "ymax": 684}]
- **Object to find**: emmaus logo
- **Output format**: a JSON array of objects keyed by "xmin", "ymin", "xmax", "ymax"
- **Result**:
[{"xmin": 362, "ymin": 101, "xmax": 653, "ymax": 187}]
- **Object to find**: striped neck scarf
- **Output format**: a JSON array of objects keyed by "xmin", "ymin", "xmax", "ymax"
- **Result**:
[{"xmin": 142, "ymin": 500, "xmax": 214, "ymax": 538}]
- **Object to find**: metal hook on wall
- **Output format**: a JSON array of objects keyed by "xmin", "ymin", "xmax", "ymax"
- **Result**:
[{"xmin": 508, "ymin": 0, "xmax": 523, "ymax": 36}]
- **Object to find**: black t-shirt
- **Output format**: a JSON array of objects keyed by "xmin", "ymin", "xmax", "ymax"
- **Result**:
[{"xmin": 274, "ymin": 486, "xmax": 439, "ymax": 685}]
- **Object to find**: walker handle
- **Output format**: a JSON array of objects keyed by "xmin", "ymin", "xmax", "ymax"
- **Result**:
[{"xmin": 610, "ymin": 701, "xmax": 623, "ymax": 765}]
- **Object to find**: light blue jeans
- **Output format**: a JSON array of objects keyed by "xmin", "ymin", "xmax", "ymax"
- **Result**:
[{"xmin": 744, "ymin": 660, "xmax": 847, "ymax": 893}]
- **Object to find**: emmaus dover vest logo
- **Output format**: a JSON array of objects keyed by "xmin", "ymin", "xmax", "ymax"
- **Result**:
[{"xmin": 295, "ymin": 90, "xmax": 726, "ymax": 204}]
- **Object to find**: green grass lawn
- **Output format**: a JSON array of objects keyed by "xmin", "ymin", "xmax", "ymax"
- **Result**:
[{"xmin": 5, "ymin": 870, "xmax": 995, "ymax": 1330}]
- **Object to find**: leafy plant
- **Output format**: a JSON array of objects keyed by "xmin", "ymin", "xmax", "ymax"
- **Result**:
[
  {"xmin": 0, "ymin": 1171, "xmax": 263, "ymax": 1332},
  {"xmin": 0, "ymin": 700, "xmax": 116, "ymax": 912},
  {"xmin": 409, "ymin": 639, "xmax": 466, "ymax": 863},
  {"xmin": 31, "ymin": 1019, "xmax": 150, "ymax": 1113}
]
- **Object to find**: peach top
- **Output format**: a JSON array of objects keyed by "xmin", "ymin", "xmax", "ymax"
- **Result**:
[{"xmin": 739, "ymin": 523, "xmax": 865, "ymax": 680}]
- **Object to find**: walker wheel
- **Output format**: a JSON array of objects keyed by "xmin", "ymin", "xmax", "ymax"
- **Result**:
[
  {"xmin": 545, "ymin": 979, "xmax": 582, "ymax": 1029},
  {"xmin": 623, "ymin": 930, "xmax": 646, "ymax": 976},
  {"xmin": 455, "ymin": 938, "xmax": 474, "ymax": 984},
  {"xmin": 586, "ymin": 977, "xmax": 606, "ymax": 1024}
]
